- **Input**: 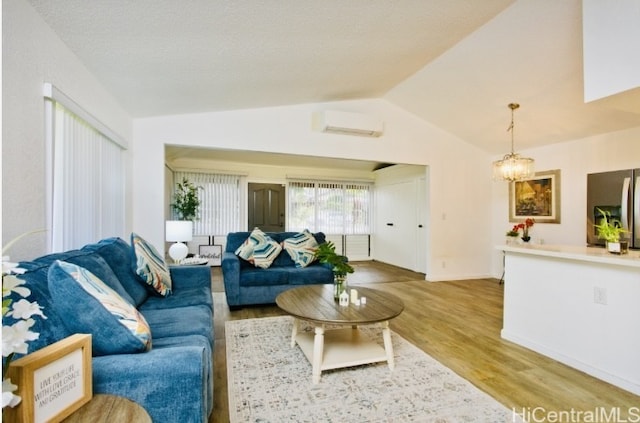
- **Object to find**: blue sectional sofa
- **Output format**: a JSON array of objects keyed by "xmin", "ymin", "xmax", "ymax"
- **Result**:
[
  {"xmin": 4, "ymin": 237, "xmax": 213, "ymax": 423},
  {"xmin": 222, "ymin": 231, "xmax": 333, "ymax": 308}
]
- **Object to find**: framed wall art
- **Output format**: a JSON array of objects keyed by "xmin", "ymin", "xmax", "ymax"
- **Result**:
[
  {"xmin": 5, "ymin": 334, "xmax": 92, "ymax": 423},
  {"xmin": 509, "ymin": 169, "xmax": 561, "ymax": 223},
  {"xmin": 199, "ymin": 244, "xmax": 222, "ymax": 266}
]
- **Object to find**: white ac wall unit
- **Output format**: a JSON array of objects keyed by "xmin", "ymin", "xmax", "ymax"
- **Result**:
[{"xmin": 312, "ymin": 111, "xmax": 384, "ymax": 137}]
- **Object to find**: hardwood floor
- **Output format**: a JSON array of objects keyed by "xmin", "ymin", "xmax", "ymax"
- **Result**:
[{"xmin": 210, "ymin": 261, "xmax": 639, "ymax": 423}]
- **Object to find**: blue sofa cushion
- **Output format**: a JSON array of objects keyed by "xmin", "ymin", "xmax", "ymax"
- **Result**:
[
  {"xmin": 48, "ymin": 261, "xmax": 152, "ymax": 356},
  {"xmin": 131, "ymin": 233, "xmax": 172, "ymax": 297},
  {"xmin": 282, "ymin": 229, "xmax": 319, "ymax": 268},
  {"xmin": 82, "ymin": 237, "xmax": 149, "ymax": 306},
  {"xmin": 139, "ymin": 285, "xmax": 213, "ymax": 311},
  {"xmin": 141, "ymin": 305, "xmax": 214, "ymax": 344},
  {"xmin": 92, "ymin": 337, "xmax": 211, "ymax": 423},
  {"xmin": 239, "ymin": 267, "xmax": 289, "ymax": 287},
  {"xmin": 285, "ymin": 264, "xmax": 334, "ymax": 285}
]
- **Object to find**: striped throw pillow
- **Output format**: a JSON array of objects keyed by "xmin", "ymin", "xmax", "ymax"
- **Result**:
[
  {"xmin": 131, "ymin": 233, "xmax": 172, "ymax": 296},
  {"xmin": 49, "ymin": 260, "xmax": 152, "ymax": 355}
]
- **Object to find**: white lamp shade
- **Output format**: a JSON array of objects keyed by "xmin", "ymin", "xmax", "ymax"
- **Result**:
[{"xmin": 166, "ymin": 220, "xmax": 193, "ymax": 242}]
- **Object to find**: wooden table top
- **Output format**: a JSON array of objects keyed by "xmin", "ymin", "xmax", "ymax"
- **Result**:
[
  {"xmin": 62, "ymin": 394, "xmax": 151, "ymax": 423},
  {"xmin": 276, "ymin": 284, "xmax": 404, "ymax": 325}
]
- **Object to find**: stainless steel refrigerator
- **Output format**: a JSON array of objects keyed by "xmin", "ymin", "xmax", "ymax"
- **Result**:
[{"xmin": 587, "ymin": 168, "xmax": 640, "ymax": 249}]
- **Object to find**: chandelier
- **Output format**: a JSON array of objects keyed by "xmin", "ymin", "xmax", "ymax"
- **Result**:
[{"xmin": 492, "ymin": 103, "xmax": 535, "ymax": 181}]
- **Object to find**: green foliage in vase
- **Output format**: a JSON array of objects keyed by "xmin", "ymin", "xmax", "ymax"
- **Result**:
[
  {"xmin": 594, "ymin": 208, "xmax": 629, "ymax": 243},
  {"xmin": 171, "ymin": 177, "xmax": 202, "ymax": 221},
  {"xmin": 314, "ymin": 241, "xmax": 354, "ymax": 276}
]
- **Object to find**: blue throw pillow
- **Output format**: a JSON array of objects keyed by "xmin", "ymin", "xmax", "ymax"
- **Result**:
[{"xmin": 48, "ymin": 260, "xmax": 152, "ymax": 356}]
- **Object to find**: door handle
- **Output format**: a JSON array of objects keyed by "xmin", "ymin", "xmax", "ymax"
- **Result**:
[
  {"xmin": 418, "ymin": 224, "xmax": 423, "ymax": 228},
  {"xmin": 386, "ymin": 223, "xmax": 394, "ymax": 226},
  {"xmin": 621, "ymin": 177, "xmax": 630, "ymax": 232}
]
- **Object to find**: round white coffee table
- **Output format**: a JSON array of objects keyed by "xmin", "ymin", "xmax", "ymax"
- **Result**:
[{"xmin": 276, "ymin": 284, "xmax": 404, "ymax": 383}]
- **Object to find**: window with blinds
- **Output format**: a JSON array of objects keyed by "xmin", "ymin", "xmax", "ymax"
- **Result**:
[
  {"xmin": 49, "ymin": 102, "xmax": 125, "ymax": 252},
  {"xmin": 288, "ymin": 180, "xmax": 371, "ymax": 235},
  {"xmin": 172, "ymin": 171, "xmax": 242, "ymax": 236}
]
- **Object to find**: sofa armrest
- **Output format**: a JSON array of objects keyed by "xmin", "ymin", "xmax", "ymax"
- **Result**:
[
  {"xmin": 221, "ymin": 252, "xmax": 240, "ymax": 306},
  {"xmin": 93, "ymin": 344, "xmax": 211, "ymax": 423},
  {"xmin": 169, "ymin": 265, "xmax": 211, "ymax": 291}
]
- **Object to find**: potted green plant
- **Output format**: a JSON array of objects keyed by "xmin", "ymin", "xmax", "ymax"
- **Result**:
[
  {"xmin": 314, "ymin": 241, "xmax": 354, "ymax": 300},
  {"xmin": 170, "ymin": 177, "xmax": 201, "ymax": 221},
  {"xmin": 594, "ymin": 208, "xmax": 629, "ymax": 254}
]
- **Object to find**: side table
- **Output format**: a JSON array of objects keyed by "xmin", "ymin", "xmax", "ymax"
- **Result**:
[{"xmin": 62, "ymin": 394, "xmax": 151, "ymax": 422}]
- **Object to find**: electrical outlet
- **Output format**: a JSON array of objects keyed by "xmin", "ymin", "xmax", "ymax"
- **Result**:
[{"xmin": 594, "ymin": 287, "xmax": 607, "ymax": 305}]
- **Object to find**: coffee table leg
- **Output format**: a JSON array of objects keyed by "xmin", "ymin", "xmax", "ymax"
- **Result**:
[
  {"xmin": 382, "ymin": 321, "xmax": 394, "ymax": 370},
  {"xmin": 290, "ymin": 319, "xmax": 298, "ymax": 348},
  {"xmin": 312, "ymin": 325, "xmax": 325, "ymax": 384}
]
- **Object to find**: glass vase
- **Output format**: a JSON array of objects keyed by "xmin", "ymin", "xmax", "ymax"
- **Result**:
[{"xmin": 333, "ymin": 275, "xmax": 347, "ymax": 301}]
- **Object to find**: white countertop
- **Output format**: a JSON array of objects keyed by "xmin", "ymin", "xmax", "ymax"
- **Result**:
[{"xmin": 497, "ymin": 243, "xmax": 640, "ymax": 268}]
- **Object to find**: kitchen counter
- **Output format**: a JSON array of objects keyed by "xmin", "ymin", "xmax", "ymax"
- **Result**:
[
  {"xmin": 497, "ymin": 243, "xmax": 640, "ymax": 395},
  {"xmin": 498, "ymin": 243, "xmax": 640, "ymax": 268}
]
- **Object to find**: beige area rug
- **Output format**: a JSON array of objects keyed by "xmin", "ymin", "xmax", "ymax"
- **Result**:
[{"xmin": 226, "ymin": 316, "xmax": 522, "ymax": 423}]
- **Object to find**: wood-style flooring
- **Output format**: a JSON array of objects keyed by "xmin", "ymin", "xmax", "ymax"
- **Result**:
[{"xmin": 210, "ymin": 261, "xmax": 639, "ymax": 423}]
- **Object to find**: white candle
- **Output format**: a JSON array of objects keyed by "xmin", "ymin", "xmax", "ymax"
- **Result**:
[{"xmin": 350, "ymin": 289, "xmax": 358, "ymax": 304}]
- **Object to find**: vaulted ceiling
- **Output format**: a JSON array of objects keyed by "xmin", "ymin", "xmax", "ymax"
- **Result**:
[{"xmin": 26, "ymin": 0, "xmax": 640, "ymax": 156}]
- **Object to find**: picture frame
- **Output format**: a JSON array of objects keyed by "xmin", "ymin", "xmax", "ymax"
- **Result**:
[
  {"xmin": 199, "ymin": 244, "xmax": 222, "ymax": 266},
  {"xmin": 509, "ymin": 169, "xmax": 561, "ymax": 224},
  {"xmin": 5, "ymin": 334, "xmax": 92, "ymax": 423}
]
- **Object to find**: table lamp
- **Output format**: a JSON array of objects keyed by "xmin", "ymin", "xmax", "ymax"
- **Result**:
[{"xmin": 166, "ymin": 220, "xmax": 193, "ymax": 263}]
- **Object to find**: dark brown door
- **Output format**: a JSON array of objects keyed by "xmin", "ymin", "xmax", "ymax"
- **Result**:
[{"xmin": 248, "ymin": 183, "xmax": 285, "ymax": 232}]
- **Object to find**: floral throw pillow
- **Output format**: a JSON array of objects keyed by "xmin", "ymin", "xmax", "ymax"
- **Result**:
[
  {"xmin": 48, "ymin": 260, "xmax": 152, "ymax": 356},
  {"xmin": 131, "ymin": 233, "xmax": 172, "ymax": 296},
  {"xmin": 282, "ymin": 230, "xmax": 319, "ymax": 268}
]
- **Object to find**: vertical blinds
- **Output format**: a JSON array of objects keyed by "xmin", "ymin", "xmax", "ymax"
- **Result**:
[
  {"xmin": 51, "ymin": 103, "xmax": 125, "ymax": 251},
  {"xmin": 288, "ymin": 180, "xmax": 371, "ymax": 234},
  {"xmin": 173, "ymin": 171, "xmax": 241, "ymax": 236}
]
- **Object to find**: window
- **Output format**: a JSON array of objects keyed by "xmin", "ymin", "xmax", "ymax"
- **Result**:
[
  {"xmin": 288, "ymin": 180, "xmax": 371, "ymax": 235},
  {"xmin": 172, "ymin": 171, "xmax": 242, "ymax": 236},
  {"xmin": 46, "ymin": 84, "xmax": 127, "ymax": 252}
]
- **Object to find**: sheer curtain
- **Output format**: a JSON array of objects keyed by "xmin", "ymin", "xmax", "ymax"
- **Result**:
[
  {"xmin": 173, "ymin": 171, "xmax": 241, "ymax": 236},
  {"xmin": 50, "ymin": 102, "xmax": 125, "ymax": 251}
]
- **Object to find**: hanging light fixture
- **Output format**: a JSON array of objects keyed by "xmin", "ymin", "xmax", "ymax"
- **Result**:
[{"xmin": 492, "ymin": 103, "xmax": 535, "ymax": 181}]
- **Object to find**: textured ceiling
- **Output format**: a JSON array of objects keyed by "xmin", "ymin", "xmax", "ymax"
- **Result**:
[
  {"xmin": 25, "ymin": 0, "xmax": 640, "ymax": 157},
  {"xmin": 27, "ymin": 0, "xmax": 514, "ymax": 118}
]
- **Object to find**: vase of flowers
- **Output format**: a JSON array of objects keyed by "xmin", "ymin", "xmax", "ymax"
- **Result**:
[
  {"xmin": 515, "ymin": 218, "xmax": 535, "ymax": 243},
  {"xmin": 314, "ymin": 241, "xmax": 354, "ymax": 301}
]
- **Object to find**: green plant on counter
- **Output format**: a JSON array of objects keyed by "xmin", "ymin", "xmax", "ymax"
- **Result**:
[{"xmin": 594, "ymin": 208, "xmax": 629, "ymax": 243}]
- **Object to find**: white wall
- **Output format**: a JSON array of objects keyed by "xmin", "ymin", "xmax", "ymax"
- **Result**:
[
  {"xmin": 582, "ymin": 0, "xmax": 640, "ymax": 103},
  {"xmin": 2, "ymin": 0, "xmax": 132, "ymax": 260},
  {"xmin": 491, "ymin": 126, "xmax": 640, "ymax": 277},
  {"xmin": 133, "ymin": 98, "xmax": 495, "ymax": 281}
]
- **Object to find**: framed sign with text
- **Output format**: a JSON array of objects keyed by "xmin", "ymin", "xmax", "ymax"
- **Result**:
[{"xmin": 5, "ymin": 334, "xmax": 92, "ymax": 423}]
